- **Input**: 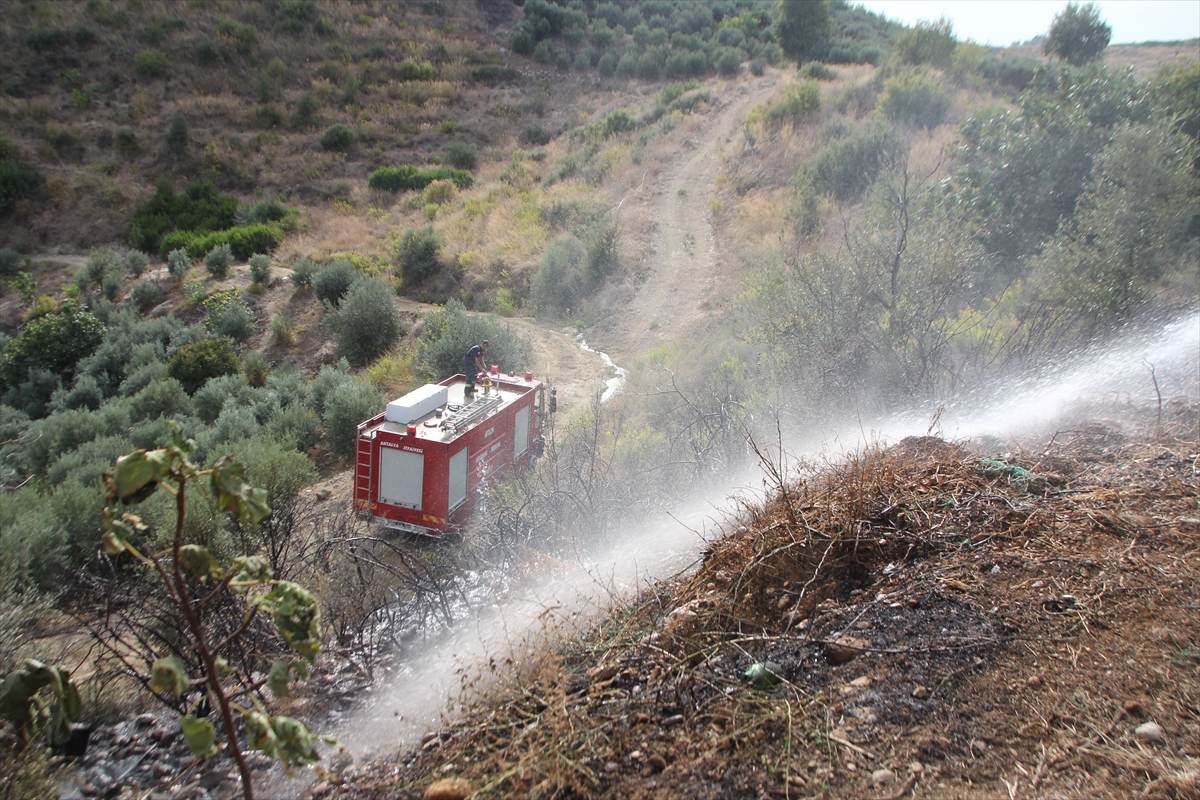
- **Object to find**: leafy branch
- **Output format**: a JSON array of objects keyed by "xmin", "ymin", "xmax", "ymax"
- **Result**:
[{"xmin": 101, "ymin": 423, "xmax": 334, "ymax": 800}]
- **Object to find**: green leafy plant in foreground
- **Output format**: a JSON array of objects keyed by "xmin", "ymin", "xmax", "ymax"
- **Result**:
[
  {"xmin": 0, "ymin": 659, "xmax": 81, "ymax": 749},
  {"xmin": 100, "ymin": 425, "xmax": 334, "ymax": 800}
]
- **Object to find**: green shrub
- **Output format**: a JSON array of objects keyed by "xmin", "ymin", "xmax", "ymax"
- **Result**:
[
  {"xmin": 320, "ymin": 124, "xmax": 353, "ymax": 151},
  {"xmin": 597, "ymin": 50, "xmax": 618, "ymax": 76},
  {"xmin": 393, "ymin": 225, "xmax": 444, "ymax": 284},
  {"xmin": 216, "ymin": 18, "xmax": 258, "ymax": 55},
  {"xmin": 446, "ymin": 143, "xmax": 478, "ymax": 171},
  {"xmin": 45, "ymin": 434, "xmax": 132, "ymax": 487},
  {"xmin": 163, "ymin": 224, "xmax": 282, "ymax": 261},
  {"xmin": 208, "ymin": 298, "xmax": 254, "ymax": 343},
  {"xmin": 809, "ymin": 120, "xmax": 896, "ymax": 201},
  {"xmin": 289, "ymin": 257, "xmax": 318, "ymax": 290},
  {"xmin": 893, "ymin": 17, "xmax": 956, "ymax": 69},
  {"xmin": 128, "ymin": 180, "xmax": 238, "ymax": 255},
  {"xmin": 604, "ymin": 109, "xmax": 637, "ymax": 137},
  {"xmin": 750, "ymin": 57, "xmax": 767, "ymax": 76},
  {"xmin": 128, "ymin": 278, "xmax": 162, "ymax": 313},
  {"xmin": 167, "ymin": 248, "xmax": 190, "ymax": 282},
  {"xmin": 133, "ymin": 48, "xmax": 169, "ymax": 78},
  {"xmin": 115, "ymin": 129, "xmax": 139, "ymax": 157},
  {"xmin": 204, "ymin": 243, "xmax": 233, "ymax": 277},
  {"xmin": 0, "ymin": 248, "xmax": 23, "ymax": 277},
  {"xmin": 167, "ymin": 338, "xmax": 240, "ymax": 394},
  {"xmin": 368, "ymin": 165, "xmax": 473, "ymax": 192},
  {"xmin": 124, "ymin": 249, "xmax": 149, "ymax": 277},
  {"xmin": 521, "ymin": 124, "xmax": 554, "ymax": 146},
  {"xmin": 118, "ymin": 362, "xmax": 168, "ymax": 397},
  {"xmin": 0, "ymin": 301, "xmax": 104, "ymax": 392},
  {"xmin": 415, "ymin": 299, "xmax": 531, "ymax": 381},
  {"xmin": 800, "ymin": 61, "xmax": 837, "ymax": 80},
  {"xmin": 293, "ymin": 92, "xmax": 319, "ymax": 129},
  {"xmin": 877, "ymin": 70, "xmax": 949, "ymax": 128},
  {"xmin": 192, "ymin": 373, "xmax": 252, "ymax": 425},
  {"xmin": 322, "ymin": 379, "xmax": 382, "ymax": 457},
  {"xmin": 715, "ymin": 48, "xmax": 742, "ymax": 77},
  {"xmin": 248, "ymin": 253, "xmax": 271, "ymax": 285},
  {"xmin": 328, "ymin": 278, "xmax": 403, "ymax": 367},
  {"xmin": 127, "ymin": 377, "xmax": 193, "ymax": 422},
  {"xmin": 531, "ymin": 236, "xmax": 585, "ymax": 316},
  {"xmin": 313, "ymin": 259, "xmax": 359, "ymax": 308},
  {"xmin": 50, "ymin": 374, "xmax": 104, "ymax": 412},
  {"xmin": 763, "ymin": 80, "xmax": 820, "ymax": 125},
  {"xmin": 165, "ymin": 113, "xmax": 189, "ymax": 154},
  {"xmin": 395, "ymin": 58, "xmax": 438, "ymax": 81},
  {"xmin": 269, "ymin": 314, "xmax": 295, "ymax": 346}
]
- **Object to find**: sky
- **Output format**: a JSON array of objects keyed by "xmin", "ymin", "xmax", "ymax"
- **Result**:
[{"xmin": 855, "ymin": 1, "xmax": 1200, "ymax": 47}]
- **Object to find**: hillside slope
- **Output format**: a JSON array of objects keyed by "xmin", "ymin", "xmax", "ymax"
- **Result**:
[{"xmin": 349, "ymin": 412, "xmax": 1200, "ymax": 800}]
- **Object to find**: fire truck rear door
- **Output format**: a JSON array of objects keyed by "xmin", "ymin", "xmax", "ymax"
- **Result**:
[
  {"xmin": 514, "ymin": 404, "xmax": 530, "ymax": 458},
  {"xmin": 378, "ymin": 448, "xmax": 423, "ymax": 509},
  {"xmin": 449, "ymin": 446, "xmax": 468, "ymax": 511}
]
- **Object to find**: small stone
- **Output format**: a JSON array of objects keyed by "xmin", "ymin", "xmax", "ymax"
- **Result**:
[
  {"xmin": 1123, "ymin": 700, "xmax": 1142, "ymax": 715},
  {"xmin": 629, "ymin": 750, "xmax": 643, "ymax": 761},
  {"xmin": 826, "ymin": 636, "xmax": 870, "ymax": 665},
  {"xmin": 850, "ymin": 676, "xmax": 871, "ymax": 689},
  {"xmin": 905, "ymin": 597, "xmax": 920, "ymax": 609},
  {"xmin": 1027, "ymin": 675, "xmax": 1043, "ymax": 688},
  {"xmin": 871, "ymin": 768, "xmax": 895, "ymax": 785},
  {"xmin": 605, "ymin": 762, "xmax": 620, "ymax": 773},
  {"xmin": 136, "ymin": 714, "xmax": 155, "ymax": 727},
  {"xmin": 315, "ymin": 488, "xmax": 332, "ymax": 501},
  {"xmin": 310, "ymin": 781, "xmax": 333, "ymax": 799},
  {"xmin": 909, "ymin": 761, "xmax": 924, "ymax": 774},
  {"xmin": 1134, "ymin": 722, "xmax": 1164, "ymax": 744},
  {"xmin": 423, "ymin": 777, "xmax": 473, "ymax": 800},
  {"xmin": 647, "ymin": 754, "xmax": 666, "ymax": 772},
  {"xmin": 912, "ymin": 685, "xmax": 929, "ymax": 699}
]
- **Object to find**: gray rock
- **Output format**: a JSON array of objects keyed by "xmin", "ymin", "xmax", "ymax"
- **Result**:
[{"xmin": 1134, "ymin": 721, "xmax": 1164, "ymax": 744}]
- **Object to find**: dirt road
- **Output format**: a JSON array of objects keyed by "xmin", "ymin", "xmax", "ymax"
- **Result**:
[{"xmin": 596, "ymin": 76, "xmax": 779, "ymax": 363}]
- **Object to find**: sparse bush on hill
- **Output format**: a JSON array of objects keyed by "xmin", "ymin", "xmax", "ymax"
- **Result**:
[
  {"xmin": 809, "ymin": 120, "xmax": 897, "ymax": 202},
  {"xmin": 752, "ymin": 80, "xmax": 820, "ymax": 127},
  {"xmin": 393, "ymin": 225, "xmax": 444, "ymax": 285},
  {"xmin": 289, "ymin": 257, "xmax": 318, "ymax": 290},
  {"xmin": 128, "ymin": 181, "xmax": 238, "ymax": 255},
  {"xmin": 0, "ymin": 248, "xmax": 23, "ymax": 277},
  {"xmin": 1044, "ymin": 1, "xmax": 1111, "ymax": 67},
  {"xmin": 800, "ymin": 61, "xmax": 837, "ymax": 81},
  {"xmin": 133, "ymin": 48, "xmax": 168, "ymax": 78},
  {"xmin": 313, "ymin": 259, "xmax": 359, "ymax": 308},
  {"xmin": 415, "ymin": 299, "xmax": 532, "ymax": 381},
  {"xmin": 167, "ymin": 248, "xmax": 190, "ymax": 282},
  {"xmin": 208, "ymin": 297, "xmax": 254, "ymax": 343},
  {"xmin": 204, "ymin": 243, "xmax": 233, "ymax": 278},
  {"xmin": 892, "ymin": 17, "xmax": 957, "ymax": 69},
  {"xmin": 161, "ymin": 223, "xmax": 283, "ymax": 261},
  {"xmin": 368, "ymin": 165, "xmax": 473, "ymax": 192},
  {"xmin": 531, "ymin": 236, "xmax": 586, "ymax": 316},
  {"xmin": 446, "ymin": 143, "xmax": 478, "ymax": 171},
  {"xmin": 167, "ymin": 338, "xmax": 240, "ymax": 394},
  {"xmin": 320, "ymin": 124, "xmax": 353, "ymax": 151},
  {"xmin": 128, "ymin": 278, "xmax": 162, "ymax": 313},
  {"xmin": 322, "ymin": 378, "xmax": 382, "ymax": 457},
  {"xmin": 245, "ymin": 254, "xmax": 270, "ymax": 286},
  {"xmin": 877, "ymin": 70, "xmax": 949, "ymax": 129},
  {"xmin": 124, "ymin": 249, "xmax": 149, "ymax": 277},
  {"xmin": 328, "ymin": 278, "xmax": 403, "ymax": 367}
]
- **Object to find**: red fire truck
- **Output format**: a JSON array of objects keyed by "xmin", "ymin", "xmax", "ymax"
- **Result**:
[{"xmin": 353, "ymin": 368, "xmax": 551, "ymax": 539}]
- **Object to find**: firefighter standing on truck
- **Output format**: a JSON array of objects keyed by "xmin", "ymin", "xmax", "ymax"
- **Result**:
[{"xmin": 463, "ymin": 340, "xmax": 489, "ymax": 395}]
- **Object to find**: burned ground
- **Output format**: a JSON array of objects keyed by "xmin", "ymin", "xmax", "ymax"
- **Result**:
[{"xmin": 342, "ymin": 408, "xmax": 1199, "ymax": 800}]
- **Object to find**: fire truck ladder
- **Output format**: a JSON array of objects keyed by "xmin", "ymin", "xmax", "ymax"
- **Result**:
[
  {"xmin": 354, "ymin": 428, "xmax": 374, "ymax": 518},
  {"xmin": 440, "ymin": 393, "xmax": 502, "ymax": 434}
]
